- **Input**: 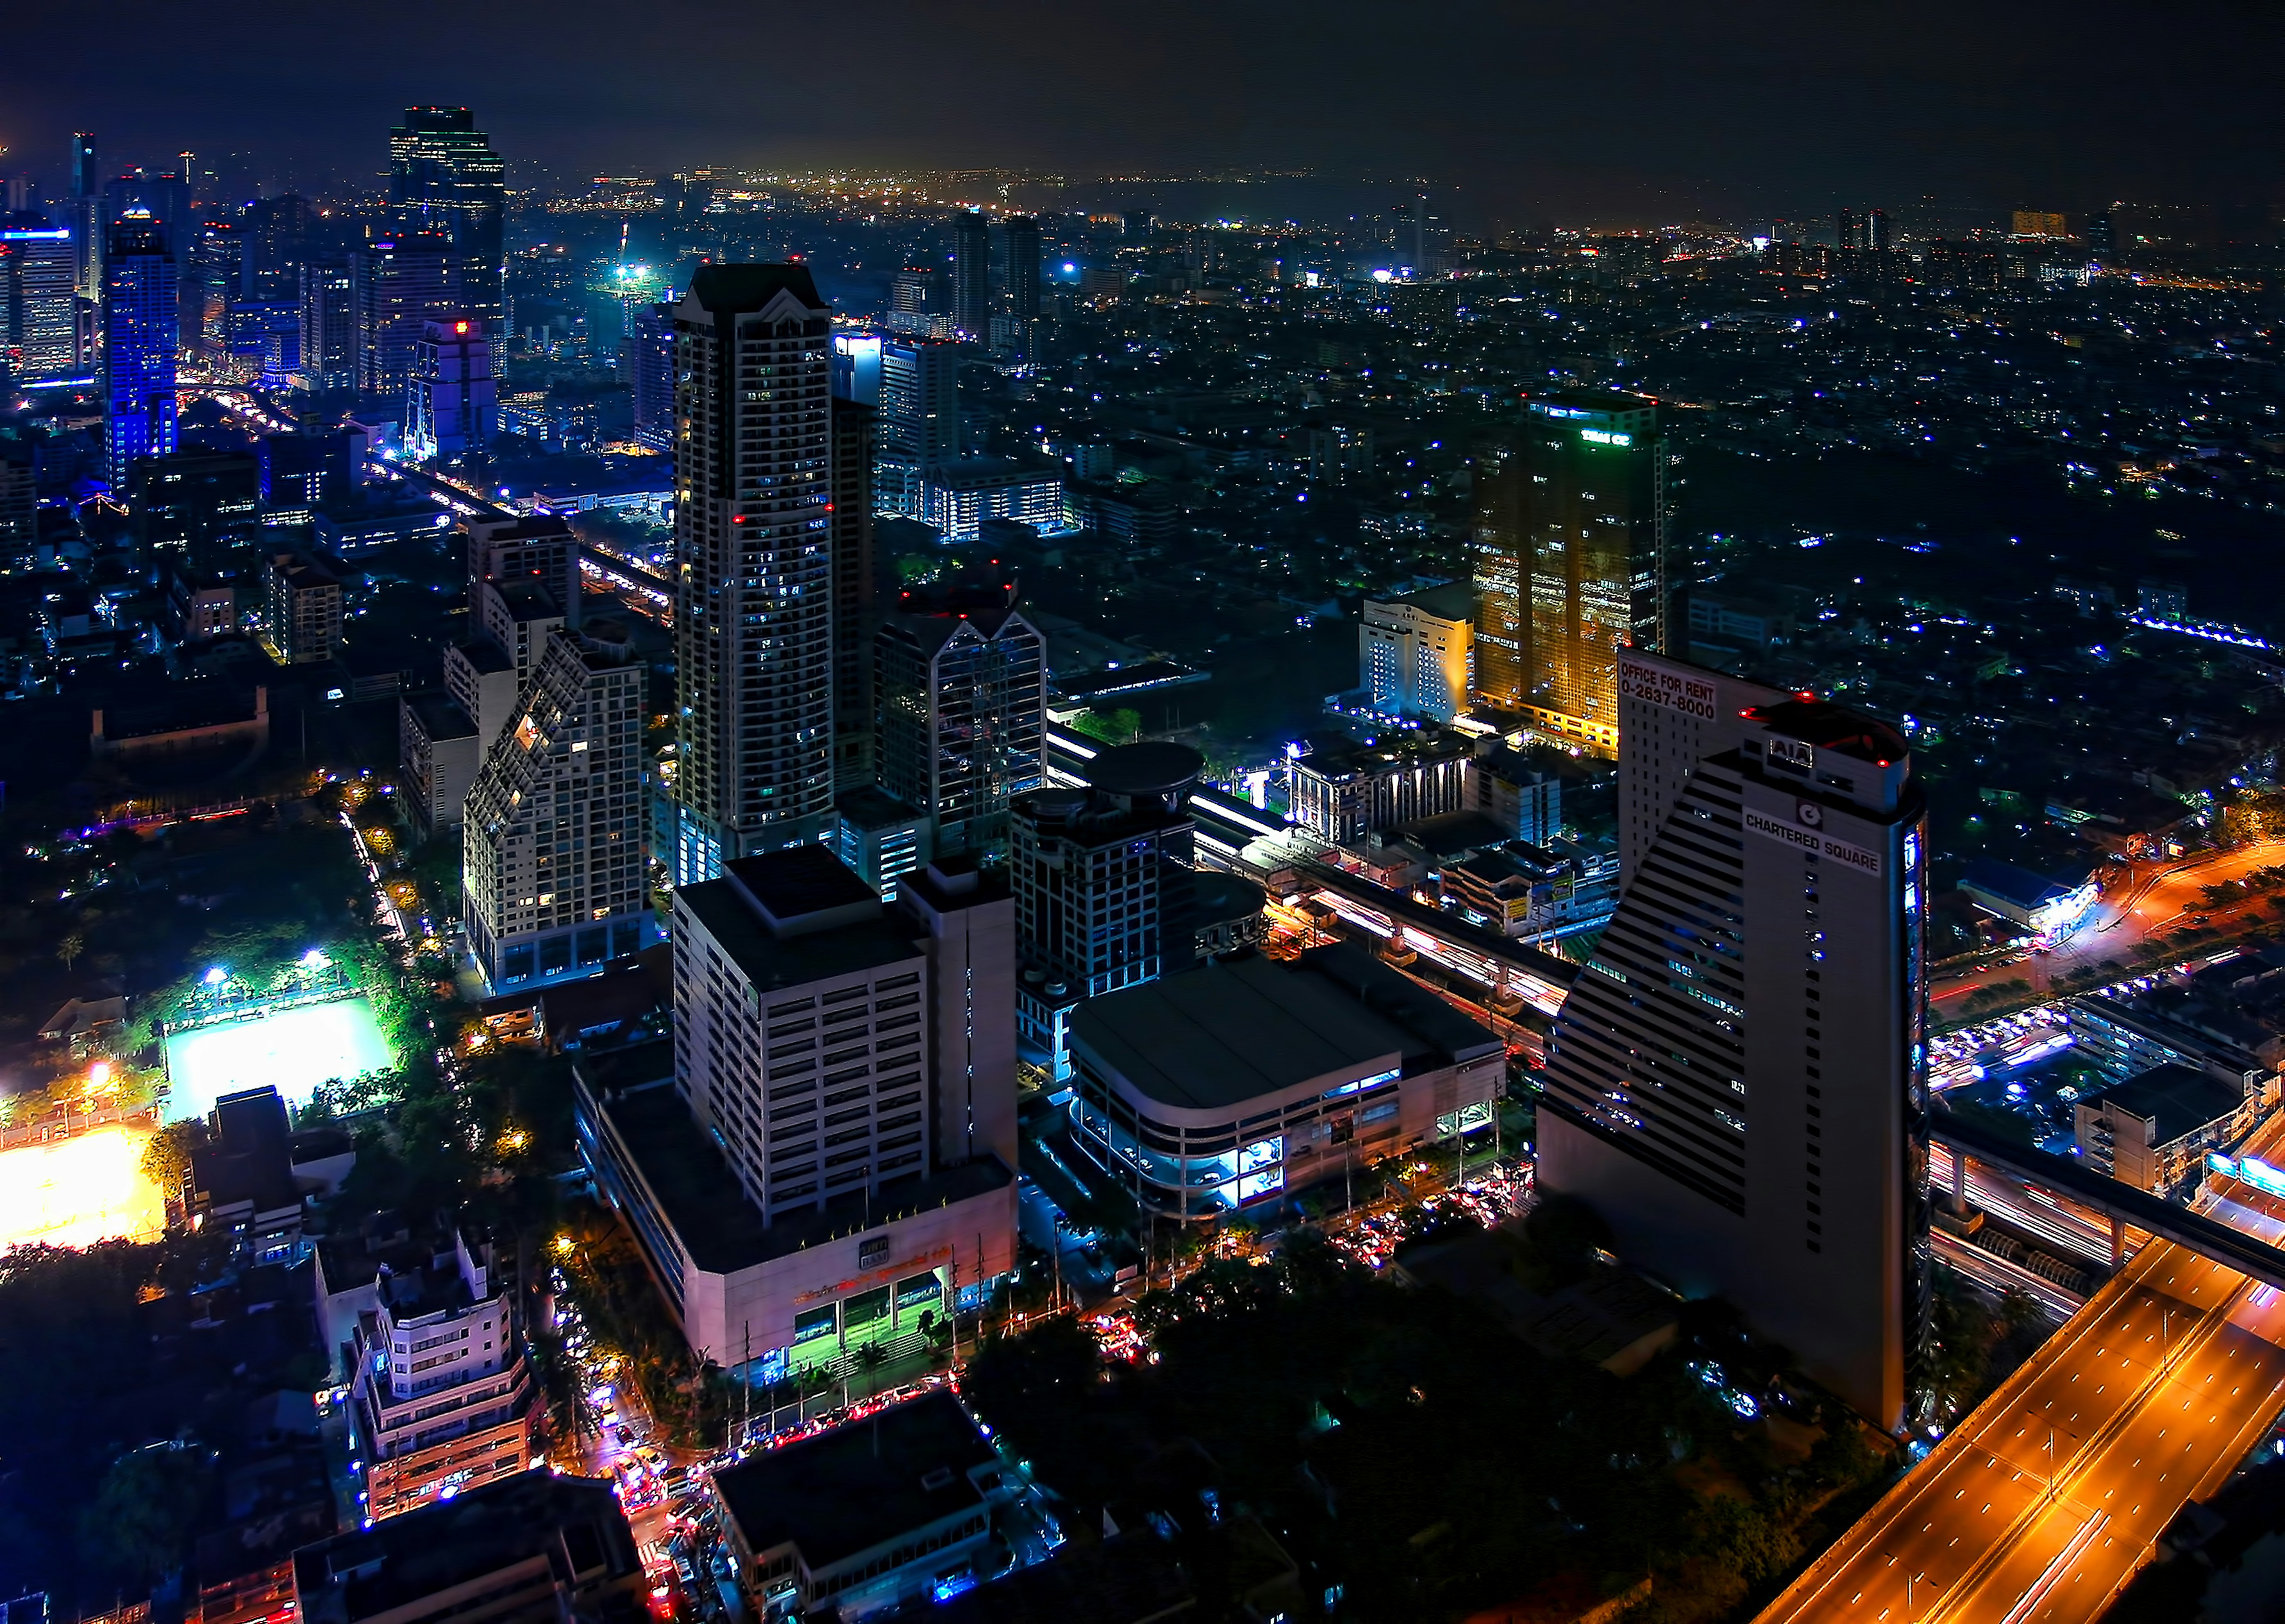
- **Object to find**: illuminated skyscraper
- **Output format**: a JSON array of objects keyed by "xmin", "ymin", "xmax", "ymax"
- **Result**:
[
  {"xmin": 874, "ymin": 337, "xmax": 960, "ymax": 518},
  {"xmin": 406, "ymin": 317, "xmax": 496, "ymax": 461},
  {"xmin": 831, "ymin": 392, "xmax": 877, "ymax": 792},
  {"xmin": 354, "ymin": 232, "xmax": 461, "ymax": 397},
  {"xmin": 990, "ymin": 215, "xmax": 1042, "ymax": 358},
  {"xmin": 876, "ymin": 579, "xmax": 1044, "ymax": 856},
  {"xmin": 1537, "ymin": 649, "xmax": 1929, "ymax": 1427},
  {"xmin": 388, "ymin": 107, "xmax": 507, "ymax": 347},
  {"xmin": 670, "ymin": 264, "xmax": 837, "ymax": 881},
  {"xmin": 950, "ymin": 211, "xmax": 991, "ymax": 340},
  {"xmin": 68, "ymin": 132, "xmax": 100, "ymax": 299},
  {"xmin": 626, "ymin": 301, "xmax": 674, "ymax": 451},
  {"xmin": 1471, "ymin": 390, "xmax": 1667, "ymax": 755},
  {"xmin": 2, "ymin": 219, "xmax": 79, "ymax": 379},
  {"xmin": 298, "ymin": 257, "xmax": 356, "ymax": 391},
  {"xmin": 102, "ymin": 213, "xmax": 178, "ymax": 487}
]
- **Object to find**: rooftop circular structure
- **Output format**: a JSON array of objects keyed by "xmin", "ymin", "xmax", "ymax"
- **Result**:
[{"xmin": 1083, "ymin": 740, "xmax": 1204, "ymax": 799}]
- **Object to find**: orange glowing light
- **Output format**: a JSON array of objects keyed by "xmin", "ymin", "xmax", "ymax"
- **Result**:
[{"xmin": 454, "ymin": 320, "xmax": 470, "ymax": 334}]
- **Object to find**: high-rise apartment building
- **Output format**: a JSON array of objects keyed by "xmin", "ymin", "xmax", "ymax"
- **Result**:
[
  {"xmin": 262, "ymin": 551, "xmax": 342, "ymax": 663},
  {"xmin": 1537, "ymin": 649, "xmax": 1928, "ymax": 1427},
  {"xmin": 626, "ymin": 300, "xmax": 674, "ymax": 450},
  {"xmin": 831, "ymin": 393, "xmax": 877, "ymax": 792},
  {"xmin": 990, "ymin": 215, "xmax": 1042, "ymax": 358},
  {"xmin": 405, "ymin": 317, "xmax": 495, "ymax": 462},
  {"xmin": 462, "ymin": 626, "xmax": 651, "ymax": 989},
  {"xmin": 875, "ymin": 338, "xmax": 960, "ymax": 518},
  {"xmin": 575, "ymin": 848, "xmax": 1018, "ymax": 1382},
  {"xmin": 354, "ymin": 232, "xmax": 461, "ymax": 397},
  {"xmin": 875, "ymin": 583, "xmax": 1045, "ymax": 857},
  {"xmin": 1471, "ymin": 390, "xmax": 1667, "ymax": 756},
  {"xmin": 388, "ymin": 107, "xmax": 507, "ymax": 347},
  {"xmin": 670, "ymin": 264, "xmax": 836, "ymax": 880},
  {"xmin": 2, "ymin": 220, "xmax": 79, "ymax": 380},
  {"xmin": 102, "ymin": 213, "xmax": 179, "ymax": 487},
  {"xmin": 296, "ymin": 258, "xmax": 356, "ymax": 392},
  {"xmin": 949, "ymin": 212, "xmax": 992, "ymax": 340},
  {"xmin": 69, "ymin": 133, "xmax": 101, "ymax": 299},
  {"xmin": 189, "ymin": 219, "xmax": 249, "ymax": 360},
  {"xmin": 887, "ymin": 265, "xmax": 939, "ymax": 336}
]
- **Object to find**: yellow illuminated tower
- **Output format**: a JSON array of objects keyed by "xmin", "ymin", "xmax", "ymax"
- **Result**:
[{"xmin": 1471, "ymin": 390, "xmax": 1667, "ymax": 755}]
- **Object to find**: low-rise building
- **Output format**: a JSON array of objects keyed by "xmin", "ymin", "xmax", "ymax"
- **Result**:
[
  {"xmin": 339, "ymin": 1226, "xmax": 536, "ymax": 1522},
  {"xmin": 1958, "ymin": 856, "xmax": 2098, "ymax": 940},
  {"xmin": 1068, "ymin": 944, "xmax": 1503, "ymax": 1221},
  {"xmin": 1358, "ymin": 583, "xmax": 1473, "ymax": 723},
  {"xmin": 1289, "ymin": 730, "xmax": 1473, "ymax": 846},
  {"xmin": 711, "ymin": 1391, "xmax": 1010, "ymax": 1619},
  {"xmin": 186, "ymin": 1086, "xmax": 303, "ymax": 1262},
  {"xmin": 2074, "ymin": 1062, "xmax": 2257, "ymax": 1195},
  {"xmin": 1442, "ymin": 837, "xmax": 1618, "ymax": 942},
  {"xmin": 291, "ymin": 1472, "xmax": 644, "ymax": 1624}
]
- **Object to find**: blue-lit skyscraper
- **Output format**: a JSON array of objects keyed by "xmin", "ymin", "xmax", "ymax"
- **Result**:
[{"xmin": 103, "ymin": 213, "xmax": 178, "ymax": 488}]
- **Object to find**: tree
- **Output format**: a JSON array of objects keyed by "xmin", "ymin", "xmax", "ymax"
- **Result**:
[
  {"xmin": 141, "ymin": 1120, "xmax": 209, "ymax": 1208},
  {"xmin": 77, "ymin": 1443, "xmax": 211, "ymax": 1588},
  {"xmin": 56, "ymin": 930, "xmax": 85, "ymax": 972}
]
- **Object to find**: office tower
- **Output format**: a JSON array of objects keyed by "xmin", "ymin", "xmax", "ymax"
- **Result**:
[
  {"xmin": 463, "ymin": 626, "xmax": 650, "ymax": 989},
  {"xmin": 575, "ymin": 846, "xmax": 1016, "ymax": 1381},
  {"xmin": 297, "ymin": 258, "xmax": 356, "ymax": 391},
  {"xmin": 876, "ymin": 579, "xmax": 1044, "ymax": 857},
  {"xmin": 875, "ymin": 337, "xmax": 960, "ymax": 518},
  {"xmin": 1838, "ymin": 208, "xmax": 1863, "ymax": 250},
  {"xmin": 291, "ymin": 1474, "xmax": 639, "ymax": 1611},
  {"xmin": 887, "ymin": 266, "xmax": 936, "ymax": 335},
  {"xmin": 405, "ymin": 317, "xmax": 495, "ymax": 462},
  {"xmin": 1470, "ymin": 389, "xmax": 1667, "ymax": 757},
  {"xmin": 1359, "ymin": 583, "xmax": 1474, "ymax": 722},
  {"xmin": 242, "ymin": 193, "xmax": 310, "ymax": 299},
  {"xmin": 626, "ymin": 300, "xmax": 674, "ymax": 450},
  {"xmin": 388, "ymin": 107, "xmax": 507, "ymax": 346},
  {"xmin": 1537, "ymin": 648, "xmax": 1928, "ymax": 1428},
  {"xmin": 670, "ymin": 264, "xmax": 836, "ymax": 881},
  {"xmin": 188, "ymin": 220, "xmax": 249, "ymax": 359},
  {"xmin": 831, "ymin": 330, "xmax": 881, "ymax": 404},
  {"xmin": 0, "ymin": 453, "xmax": 32, "ymax": 559},
  {"xmin": 1869, "ymin": 208, "xmax": 1892, "ymax": 253},
  {"xmin": 2, "ymin": 218, "xmax": 79, "ymax": 379},
  {"xmin": 949, "ymin": 212, "xmax": 991, "ymax": 340},
  {"xmin": 831, "ymin": 394, "xmax": 877, "ymax": 792},
  {"xmin": 101, "ymin": 213, "xmax": 179, "ymax": 488},
  {"xmin": 354, "ymin": 232, "xmax": 461, "ymax": 397},
  {"xmin": 990, "ymin": 214, "xmax": 1042, "ymax": 358},
  {"xmin": 69, "ymin": 134, "xmax": 101, "ymax": 299}
]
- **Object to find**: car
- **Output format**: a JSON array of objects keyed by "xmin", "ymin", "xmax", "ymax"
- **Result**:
[
  {"xmin": 616, "ymin": 1425, "xmax": 638, "ymax": 1448},
  {"xmin": 638, "ymin": 1445, "xmax": 665, "ymax": 1465}
]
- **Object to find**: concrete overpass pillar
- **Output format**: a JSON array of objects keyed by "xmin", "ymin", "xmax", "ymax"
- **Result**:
[
  {"xmin": 1952, "ymin": 1147, "xmax": 1966, "ymax": 1208},
  {"xmin": 2110, "ymin": 1211, "xmax": 2126, "ymax": 1268}
]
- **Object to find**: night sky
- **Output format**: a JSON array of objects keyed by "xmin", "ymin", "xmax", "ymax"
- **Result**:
[{"xmin": 5, "ymin": 0, "xmax": 2278, "ymax": 220}]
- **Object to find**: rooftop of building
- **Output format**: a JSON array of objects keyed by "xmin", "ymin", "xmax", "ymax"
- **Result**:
[
  {"xmin": 1744, "ymin": 697, "xmax": 1910, "ymax": 766},
  {"xmin": 1959, "ymin": 855, "xmax": 2092, "ymax": 912},
  {"xmin": 1393, "ymin": 809, "xmax": 1513, "ymax": 861},
  {"xmin": 488, "ymin": 577, "xmax": 561, "ymax": 622},
  {"xmin": 583, "ymin": 1075, "xmax": 1011, "ymax": 1274},
  {"xmin": 1071, "ymin": 944, "xmax": 1498, "ymax": 1115},
  {"xmin": 901, "ymin": 853, "xmax": 1012, "ymax": 916},
  {"xmin": 292, "ymin": 1471, "xmax": 641, "ymax": 1624},
  {"xmin": 1082, "ymin": 739, "xmax": 1204, "ymax": 799},
  {"xmin": 403, "ymin": 689, "xmax": 477, "ymax": 741},
  {"xmin": 685, "ymin": 262, "xmax": 825, "ymax": 315},
  {"xmin": 679, "ymin": 853, "xmax": 920, "ymax": 990},
  {"xmin": 1297, "ymin": 728, "xmax": 1474, "ymax": 776},
  {"xmin": 712, "ymin": 1391, "xmax": 997, "ymax": 1573},
  {"xmin": 2087, "ymin": 1063, "xmax": 2246, "ymax": 1145},
  {"xmin": 834, "ymin": 783, "xmax": 927, "ymax": 833},
  {"xmin": 1383, "ymin": 580, "xmax": 1476, "ymax": 622}
]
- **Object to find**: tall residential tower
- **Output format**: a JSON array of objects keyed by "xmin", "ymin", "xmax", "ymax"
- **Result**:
[{"xmin": 670, "ymin": 265, "xmax": 836, "ymax": 880}]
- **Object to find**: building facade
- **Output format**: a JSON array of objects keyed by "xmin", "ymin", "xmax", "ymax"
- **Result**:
[
  {"xmin": 1359, "ymin": 583, "xmax": 1473, "ymax": 722},
  {"xmin": 1070, "ymin": 946, "xmax": 1502, "ymax": 1221},
  {"xmin": 671, "ymin": 264, "xmax": 837, "ymax": 881},
  {"xmin": 2, "ymin": 221, "xmax": 79, "ymax": 380},
  {"xmin": 354, "ymin": 232, "xmax": 461, "ymax": 398},
  {"xmin": 102, "ymin": 213, "xmax": 178, "ymax": 487},
  {"xmin": 875, "ymin": 338, "xmax": 960, "ymax": 519},
  {"xmin": 1472, "ymin": 390, "xmax": 1668, "ymax": 754},
  {"xmin": 387, "ymin": 107, "xmax": 507, "ymax": 348},
  {"xmin": 576, "ymin": 849, "xmax": 1018, "ymax": 1382},
  {"xmin": 831, "ymin": 393, "xmax": 877, "ymax": 792},
  {"xmin": 262, "ymin": 551, "xmax": 341, "ymax": 664},
  {"xmin": 1538, "ymin": 649, "xmax": 1928, "ymax": 1429},
  {"xmin": 405, "ymin": 317, "xmax": 495, "ymax": 462},
  {"xmin": 1289, "ymin": 731, "xmax": 1474, "ymax": 846},
  {"xmin": 341, "ymin": 1229, "xmax": 536, "ymax": 1522},
  {"xmin": 297, "ymin": 258, "xmax": 356, "ymax": 391},
  {"xmin": 462, "ymin": 628, "xmax": 651, "ymax": 989},
  {"xmin": 876, "ymin": 593, "xmax": 1045, "ymax": 857}
]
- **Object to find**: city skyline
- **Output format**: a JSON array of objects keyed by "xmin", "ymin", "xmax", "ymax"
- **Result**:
[{"xmin": 3, "ymin": 0, "xmax": 2280, "ymax": 223}]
